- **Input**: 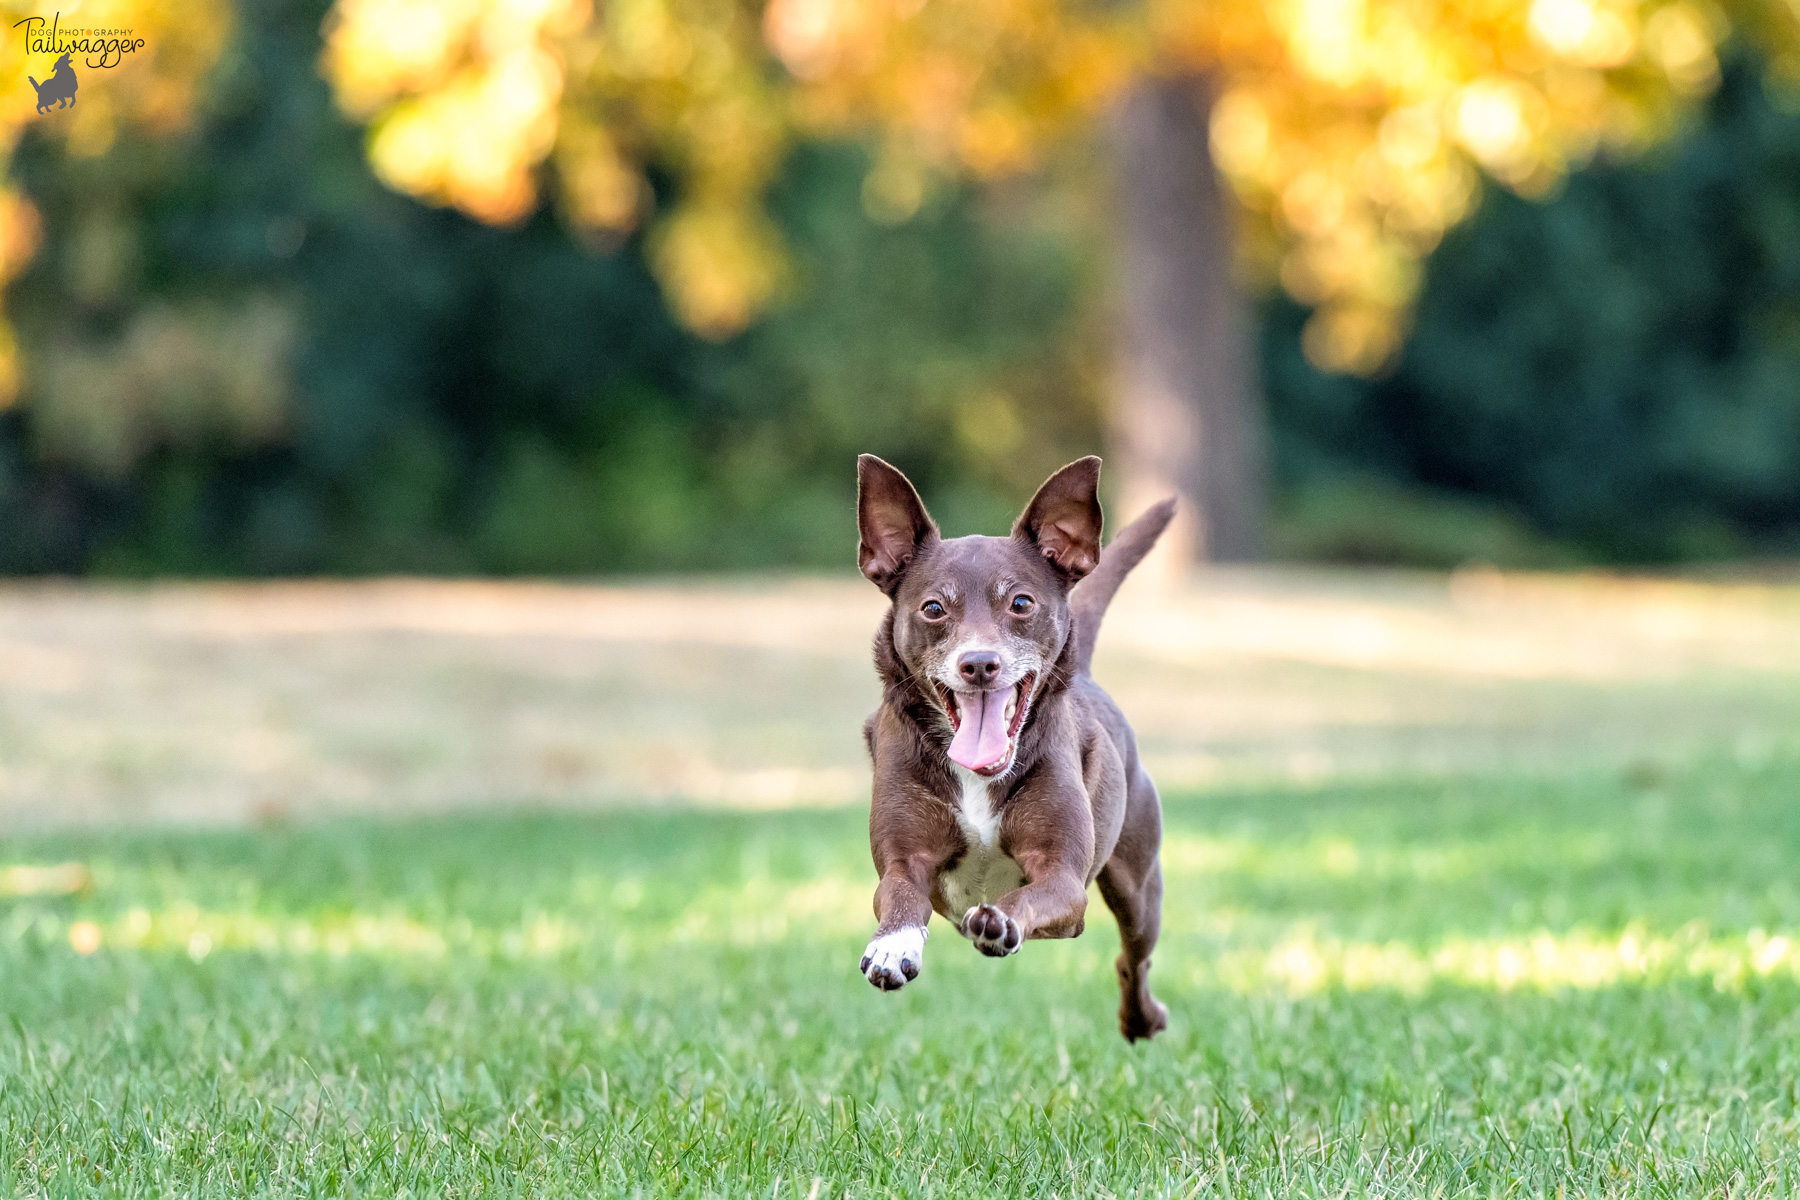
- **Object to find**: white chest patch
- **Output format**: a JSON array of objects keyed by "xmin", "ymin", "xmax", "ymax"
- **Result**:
[{"xmin": 939, "ymin": 768, "xmax": 1024, "ymax": 915}]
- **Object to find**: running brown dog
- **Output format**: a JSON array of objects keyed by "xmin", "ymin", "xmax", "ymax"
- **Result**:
[{"xmin": 854, "ymin": 453, "xmax": 1174, "ymax": 1041}]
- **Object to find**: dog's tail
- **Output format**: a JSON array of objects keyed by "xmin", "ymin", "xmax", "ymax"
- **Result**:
[
  {"xmin": 27, "ymin": 77, "xmax": 40, "ymax": 94},
  {"xmin": 1069, "ymin": 497, "xmax": 1177, "ymax": 675}
]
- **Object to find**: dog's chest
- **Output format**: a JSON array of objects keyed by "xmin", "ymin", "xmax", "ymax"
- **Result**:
[{"xmin": 938, "ymin": 769, "xmax": 1024, "ymax": 914}]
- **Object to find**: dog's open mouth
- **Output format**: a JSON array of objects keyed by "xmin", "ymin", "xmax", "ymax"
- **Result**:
[{"xmin": 938, "ymin": 672, "xmax": 1037, "ymax": 776}]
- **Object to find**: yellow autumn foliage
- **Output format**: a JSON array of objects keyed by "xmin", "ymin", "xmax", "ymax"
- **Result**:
[
  {"xmin": 324, "ymin": 0, "xmax": 788, "ymax": 336},
  {"xmin": 320, "ymin": 0, "xmax": 1792, "ymax": 366},
  {"xmin": 758, "ymin": 0, "xmax": 1777, "ymax": 371}
]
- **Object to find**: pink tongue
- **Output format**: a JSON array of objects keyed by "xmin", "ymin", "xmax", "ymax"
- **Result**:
[{"xmin": 949, "ymin": 688, "xmax": 1012, "ymax": 772}]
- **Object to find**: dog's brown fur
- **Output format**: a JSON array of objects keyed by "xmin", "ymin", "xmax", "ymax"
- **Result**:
[{"xmin": 855, "ymin": 453, "xmax": 1174, "ymax": 1041}]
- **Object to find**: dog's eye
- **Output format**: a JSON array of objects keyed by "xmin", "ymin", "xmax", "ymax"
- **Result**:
[
  {"xmin": 920, "ymin": 600, "xmax": 947, "ymax": 620},
  {"xmin": 1009, "ymin": 594, "xmax": 1035, "ymax": 616}
]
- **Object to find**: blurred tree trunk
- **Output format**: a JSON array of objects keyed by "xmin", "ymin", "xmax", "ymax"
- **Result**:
[{"xmin": 1109, "ymin": 72, "xmax": 1267, "ymax": 565}]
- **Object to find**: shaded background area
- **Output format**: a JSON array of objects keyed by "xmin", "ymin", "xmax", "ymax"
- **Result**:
[{"xmin": 3, "ymin": 0, "xmax": 1800, "ymax": 575}]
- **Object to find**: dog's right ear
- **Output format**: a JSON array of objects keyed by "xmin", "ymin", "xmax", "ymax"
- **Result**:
[{"xmin": 857, "ymin": 455, "xmax": 938, "ymax": 594}]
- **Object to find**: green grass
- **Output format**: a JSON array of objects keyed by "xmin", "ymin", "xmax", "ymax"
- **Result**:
[{"xmin": 7, "ymin": 756, "xmax": 1800, "ymax": 1196}]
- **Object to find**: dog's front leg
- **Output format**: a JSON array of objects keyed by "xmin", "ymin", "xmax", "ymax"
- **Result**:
[
  {"xmin": 963, "ymin": 861, "xmax": 1089, "ymax": 957},
  {"xmin": 861, "ymin": 853, "xmax": 939, "ymax": 990},
  {"xmin": 962, "ymin": 784, "xmax": 1094, "ymax": 957}
]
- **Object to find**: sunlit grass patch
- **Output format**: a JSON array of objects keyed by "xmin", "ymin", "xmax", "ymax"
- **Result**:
[
  {"xmin": 5, "ymin": 756, "xmax": 1800, "ymax": 1195},
  {"xmin": 0, "ymin": 862, "xmax": 90, "ymax": 896},
  {"xmin": 1237, "ymin": 923, "xmax": 1800, "ymax": 995}
]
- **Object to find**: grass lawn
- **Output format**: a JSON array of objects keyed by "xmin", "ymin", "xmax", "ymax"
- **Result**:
[{"xmin": 6, "ymin": 752, "xmax": 1800, "ymax": 1196}]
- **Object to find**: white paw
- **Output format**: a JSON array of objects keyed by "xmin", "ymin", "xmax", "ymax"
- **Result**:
[
  {"xmin": 961, "ymin": 904, "xmax": 1021, "ymax": 957},
  {"xmin": 860, "ymin": 926, "xmax": 926, "ymax": 990}
]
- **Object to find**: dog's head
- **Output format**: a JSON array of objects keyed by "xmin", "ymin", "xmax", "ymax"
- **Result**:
[
  {"xmin": 857, "ymin": 453, "xmax": 1103, "ymax": 778},
  {"xmin": 53, "ymin": 53, "xmax": 71, "ymax": 70}
]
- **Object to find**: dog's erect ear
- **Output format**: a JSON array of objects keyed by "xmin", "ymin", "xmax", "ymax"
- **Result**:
[
  {"xmin": 858, "ymin": 455, "xmax": 938, "ymax": 593},
  {"xmin": 1014, "ymin": 457, "xmax": 1103, "ymax": 581}
]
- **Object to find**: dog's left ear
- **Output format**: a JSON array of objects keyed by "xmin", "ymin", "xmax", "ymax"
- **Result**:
[{"xmin": 1014, "ymin": 457, "xmax": 1103, "ymax": 581}]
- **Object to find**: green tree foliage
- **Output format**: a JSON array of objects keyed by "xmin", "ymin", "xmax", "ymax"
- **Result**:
[
  {"xmin": 0, "ymin": 0, "xmax": 1096, "ymax": 575},
  {"xmin": 1269, "ymin": 59, "xmax": 1800, "ymax": 564}
]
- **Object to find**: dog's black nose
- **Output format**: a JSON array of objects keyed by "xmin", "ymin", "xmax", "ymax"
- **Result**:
[{"xmin": 957, "ymin": 650, "xmax": 1001, "ymax": 685}]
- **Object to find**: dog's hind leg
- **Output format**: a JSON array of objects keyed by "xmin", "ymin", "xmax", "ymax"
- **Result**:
[{"xmin": 1096, "ymin": 767, "xmax": 1168, "ymax": 1042}]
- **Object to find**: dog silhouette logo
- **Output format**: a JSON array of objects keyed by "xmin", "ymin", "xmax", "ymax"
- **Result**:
[{"xmin": 28, "ymin": 51, "xmax": 76, "ymax": 113}]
